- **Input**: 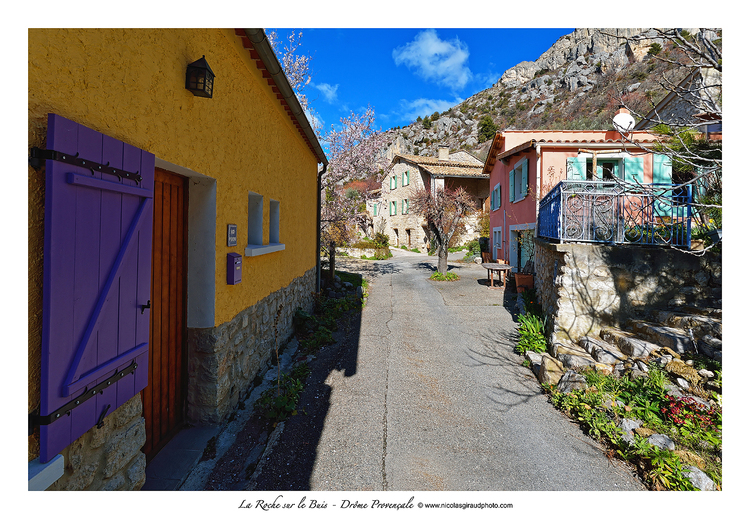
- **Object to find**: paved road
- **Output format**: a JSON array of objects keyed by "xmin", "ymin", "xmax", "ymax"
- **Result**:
[{"xmin": 252, "ymin": 249, "xmax": 644, "ymax": 491}]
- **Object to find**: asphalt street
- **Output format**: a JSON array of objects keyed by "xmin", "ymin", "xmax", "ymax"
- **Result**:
[{"xmin": 251, "ymin": 248, "xmax": 645, "ymax": 491}]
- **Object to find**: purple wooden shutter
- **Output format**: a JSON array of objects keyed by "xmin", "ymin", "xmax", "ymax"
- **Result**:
[{"xmin": 39, "ymin": 114, "xmax": 154, "ymax": 463}]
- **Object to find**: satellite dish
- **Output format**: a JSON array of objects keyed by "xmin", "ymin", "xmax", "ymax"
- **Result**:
[{"xmin": 613, "ymin": 111, "xmax": 635, "ymax": 133}]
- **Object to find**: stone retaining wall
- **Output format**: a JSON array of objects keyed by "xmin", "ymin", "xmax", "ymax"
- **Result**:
[
  {"xmin": 186, "ymin": 267, "xmax": 316, "ymax": 425},
  {"xmin": 48, "ymin": 396, "xmax": 146, "ymax": 491},
  {"xmin": 534, "ymin": 238, "xmax": 721, "ymax": 343}
]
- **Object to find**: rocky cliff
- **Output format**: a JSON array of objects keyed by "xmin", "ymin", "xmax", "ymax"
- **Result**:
[{"xmin": 381, "ymin": 28, "xmax": 716, "ymax": 162}]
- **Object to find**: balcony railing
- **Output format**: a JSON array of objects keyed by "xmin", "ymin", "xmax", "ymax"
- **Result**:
[{"xmin": 537, "ymin": 180, "xmax": 692, "ymax": 248}]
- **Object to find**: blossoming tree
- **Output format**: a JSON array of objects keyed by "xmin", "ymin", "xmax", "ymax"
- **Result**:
[
  {"xmin": 321, "ymin": 107, "xmax": 388, "ymax": 282},
  {"xmin": 410, "ymin": 186, "xmax": 476, "ymax": 275}
]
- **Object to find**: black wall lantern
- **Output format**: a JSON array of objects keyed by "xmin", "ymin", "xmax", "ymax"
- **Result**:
[{"xmin": 185, "ymin": 55, "xmax": 215, "ymax": 98}]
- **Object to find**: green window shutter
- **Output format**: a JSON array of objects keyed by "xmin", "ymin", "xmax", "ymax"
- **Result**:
[
  {"xmin": 407, "ymin": 170, "xmax": 410, "ymax": 185},
  {"xmin": 509, "ymin": 168, "xmax": 515, "ymax": 202},
  {"xmin": 406, "ymin": 199, "xmax": 409, "ymax": 214},
  {"xmin": 623, "ymin": 156, "xmax": 645, "ymax": 185},
  {"xmin": 373, "ymin": 203, "xmax": 378, "ymax": 216},
  {"xmin": 491, "ymin": 188, "xmax": 496, "ymax": 210},
  {"xmin": 652, "ymin": 154, "xmax": 672, "ymax": 184},
  {"xmin": 566, "ymin": 157, "xmax": 587, "ymax": 180},
  {"xmin": 521, "ymin": 158, "xmax": 528, "ymax": 197},
  {"xmin": 498, "ymin": 184, "xmax": 502, "ymax": 207}
]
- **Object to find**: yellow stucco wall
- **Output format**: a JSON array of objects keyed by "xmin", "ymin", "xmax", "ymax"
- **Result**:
[
  {"xmin": 28, "ymin": 28, "xmax": 319, "ymax": 326},
  {"xmin": 28, "ymin": 29, "xmax": 320, "ymax": 459}
]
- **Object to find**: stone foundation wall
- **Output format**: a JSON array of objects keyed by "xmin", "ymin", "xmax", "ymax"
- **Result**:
[
  {"xmin": 47, "ymin": 395, "xmax": 146, "ymax": 491},
  {"xmin": 534, "ymin": 239, "xmax": 722, "ymax": 343},
  {"xmin": 186, "ymin": 267, "xmax": 316, "ymax": 425}
]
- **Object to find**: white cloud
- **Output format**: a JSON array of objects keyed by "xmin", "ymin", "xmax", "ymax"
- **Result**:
[
  {"xmin": 313, "ymin": 82, "xmax": 339, "ymax": 104},
  {"xmin": 397, "ymin": 97, "xmax": 464, "ymax": 122},
  {"xmin": 392, "ymin": 30, "xmax": 472, "ymax": 91}
]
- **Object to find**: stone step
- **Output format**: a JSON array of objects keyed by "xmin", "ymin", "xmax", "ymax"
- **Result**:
[
  {"xmin": 599, "ymin": 327, "xmax": 661, "ymax": 359},
  {"xmin": 625, "ymin": 321, "xmax": 695, "ymax": 355},
  {"xmin": 551, "ymin": 340, "xmax": 598, "ymax": 370},
  {"xmin": 680, "ymin": 304, "xmax": 722, "ymax": 319},
  {"xmin": 579, "ymin": 335, "xmax": 628, "ymax": 365},
  {"xmin": 651, "ymin": 310, "xmax": 722, "ymax": 340}
]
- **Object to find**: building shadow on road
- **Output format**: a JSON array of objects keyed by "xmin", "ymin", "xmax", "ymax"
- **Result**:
[{"xmin": 249, "ymin": 264, "xmax": 367, "ymax": 491}]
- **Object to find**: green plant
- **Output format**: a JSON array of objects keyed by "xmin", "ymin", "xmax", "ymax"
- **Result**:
[
  {"xmin": 429, "ymin": 271, "xmax": 459, "ymax": 281},
  {"xmin": 255, "ymin": 369, "xmax": 306, "ymax": 423},
  {"xmin": 514, "ymin": 313, "xmax": 547, "ymax": 354},
  {"xmin": 372, "ymin": 232, "xmax": 390, "ymax": 248}
]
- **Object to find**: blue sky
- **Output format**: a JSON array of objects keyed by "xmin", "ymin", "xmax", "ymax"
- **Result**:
[{"xmin": 269, "ymin": 28, "xmax": 573, "ymax": 134}]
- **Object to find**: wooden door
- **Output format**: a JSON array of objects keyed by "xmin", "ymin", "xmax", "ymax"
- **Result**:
[{"xmin": 142, "ymin": 168, "xmax": 188, "ymax": 460}]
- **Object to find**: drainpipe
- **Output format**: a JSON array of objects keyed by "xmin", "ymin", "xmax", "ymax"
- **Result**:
[
  {"xmin": 535, "ymin": 143, "xmax": 542, "ymax": 237},
  {"xmin": 316, "ymin": 163, "xmax": 327, "ymax": 294}
]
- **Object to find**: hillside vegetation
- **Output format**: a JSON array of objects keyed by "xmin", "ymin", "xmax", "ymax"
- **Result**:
[{"xmin": 381, "ymin": 28, "xmax": 716, "ymax": 162}]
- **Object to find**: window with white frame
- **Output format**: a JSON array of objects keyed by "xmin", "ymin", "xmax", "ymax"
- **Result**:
[
  {"xmin": 509, "ymin": 158, "xmax": 528, "ymax": 203},
  {"xmin": 390, "ymin": 201, "xmax": 397, "ymax": 216},
  {"xmin": 247, "ymin": 191, "xmax": 263, "ymax": 246},
  {"xmin": 390, "ymin": 175, "xmax": 397, "ymax": 190},
  {"xmin": 491, "ymin": 182, "xmax": 502, "ymax": 211},
  {"xmin": 245, "ymin": 191, "xmax": 285, "ymax": 257},
  {"xmin": 401, "ymin": 198, "xmax": 409, "ymax": 214},
  {"xmin": 269, "ymin": 199, "xmax": 280, "ymax": 244},
  {"xmin": 402, "ymin": 169, "xmax": 410, "ymax": 186},
  {"xmin": 493, "ymin": 227, "xmax": 503, "ymax": 252}
]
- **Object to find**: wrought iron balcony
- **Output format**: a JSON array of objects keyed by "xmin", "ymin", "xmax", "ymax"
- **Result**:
[{"xmin": 537, "ymin": 180, "xmax": 692, "ymax": 248}]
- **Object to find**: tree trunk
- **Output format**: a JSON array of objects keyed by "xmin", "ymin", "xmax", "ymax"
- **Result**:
[{"xmin": 437, "ymin": 244, "xmax": 449, "ymax": 274}]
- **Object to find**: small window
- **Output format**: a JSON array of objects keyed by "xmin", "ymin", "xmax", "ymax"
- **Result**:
[
  {"xmin": 390, "ymin": 175, "xmax": 397, "ymax": 190},
  {"xmin": 269, "ymin": 199, "xmax": 280, "ymax": 244},
  {"xmin": 403, "ymin": 169, "xmax": 410, "ymax": 186},
  {"xmin": 248, "ymin": 191, "xmax": 263, "ymax": 246},
  {"xmin": 373, "ymin": 203, "xmax": 378, "ymax": 217},
  {"xmin": 493, "ymin": 227, "xmax": 503, "ymax": 250},
  {"xmin": 491, "ymin": 183, "xmax": 502, "ymax": 211},
  {"xmin": 390, "ymin": 201, "xmax": 397, "ymax": 216},
  {"xmin": 510, "ymin": 158, "xmax": 528, "ymax": 202},
  {"xmin": 402, "ymin": 199, "xmax": 409, "ymax": 214}
]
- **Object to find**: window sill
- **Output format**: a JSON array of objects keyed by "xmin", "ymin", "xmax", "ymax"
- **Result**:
[
  {"xmin": 512, "ymin": 195, "xmax": 527, "ymax": 204},
  {"xmin": 29, "ymin": 455, "xmax": 64, "ymax": 491},
  {"xmin": 244, "ymin": 243, "xmax": 285, "ymax": 257}
]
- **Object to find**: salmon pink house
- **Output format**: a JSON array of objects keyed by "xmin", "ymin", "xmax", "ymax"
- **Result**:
[{"xmin": 482, "ymin": 125, "xmax": 673, "ymax": 272}]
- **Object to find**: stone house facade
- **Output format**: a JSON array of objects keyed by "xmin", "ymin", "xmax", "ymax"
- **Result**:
[
  {"xmin": 28, "ymin": 29, "xmax": 326, "ymax": 490},
  {"xmin": 370, "ymin": 146, "xmax": 489, "ymax": 251}
]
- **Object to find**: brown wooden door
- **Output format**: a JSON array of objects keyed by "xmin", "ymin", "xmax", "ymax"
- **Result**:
[{"xmin": 142, "ymin": 168, "xmax": 188, "ymax": 460}]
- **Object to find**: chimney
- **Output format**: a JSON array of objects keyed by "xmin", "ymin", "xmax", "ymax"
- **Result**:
[{"xmin": 438, "ymin": 145, "xmax": 449, "ymax": 161}]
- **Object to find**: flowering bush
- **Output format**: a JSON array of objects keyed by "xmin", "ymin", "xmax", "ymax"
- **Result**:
[{"xmin": 662, "ymin": 395, "xmax": 721, "ymax": 430}]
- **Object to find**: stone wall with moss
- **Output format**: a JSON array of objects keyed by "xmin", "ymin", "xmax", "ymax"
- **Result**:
[
  {"xmin": 534, "ymin": 239, "xmax": 721, "ymax": 343},
  {"xmin": 186, "ymin": 267, "xmax": 316, "ymax": 425},
  {"xmin": 47, "ymin": 396, "xmax": 146, "ymax": 491}
]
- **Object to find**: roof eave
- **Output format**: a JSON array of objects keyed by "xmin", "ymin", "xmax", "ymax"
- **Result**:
[{"xmin": 241, "ymin": 29, "xmax": 328, "ymax": 166}]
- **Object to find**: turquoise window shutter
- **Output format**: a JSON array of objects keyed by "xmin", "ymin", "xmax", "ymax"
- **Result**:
[
  {"xmin": 653, "ymin": 154, "xmax": 672, "ymax": 184},
  {"xmin": 407, "ymin": 170, "xmax": 410, "ymax": 185},
  {"xmin": 623, "ymin": 156, "xmax": 644, "ymax": 185},
  {"xmin": 509, "ymin": 168, "xmax": 516, "ymax": 202},
  {"xmin": 652, "ymin": 154, "xmax": 673, "ymax": 217},
  {"xmin": 566, "ymin": 157, "xmax": 587, "ymax": 180},
  {"xmin": 498, "ymin": 184, "xmax": 502, "ymax": 207},
  {"xmin": 521, "ymin": 159, "xmax": 528, "ymax": 197},
  {"xmin": 491, "ymin": 188, "xmax": 496, "ymax": 210},
  {"xmin": 373, "ymin": 203, "xmax": 378, "ymax": 216}
]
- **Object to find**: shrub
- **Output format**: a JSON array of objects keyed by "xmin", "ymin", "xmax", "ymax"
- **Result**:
[
  {"xmin": 429, "ymin": 271, "xmax": 459, "ymax": 281},
  {"xmin": 514, "ymin": 313, "xmax": 547, "ymax": 354},
  {"xmin": 372, "ymin": 232, "xmax": 390, "ymax": 248}
]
